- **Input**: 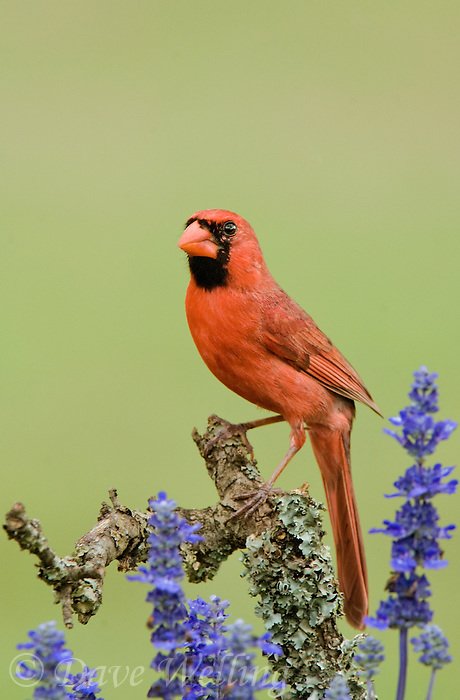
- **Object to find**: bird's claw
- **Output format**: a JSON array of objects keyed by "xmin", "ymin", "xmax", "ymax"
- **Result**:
[
  {"xmin": 204, "ymin": 418, "xmax": 254, "ymax": 459},
  {"xmin": 228, "ymin": 484, "xmax": 282, "ymax": 520}
]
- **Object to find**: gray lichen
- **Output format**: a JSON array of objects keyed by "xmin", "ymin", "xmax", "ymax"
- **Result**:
[{"xmin": 242, "ymin": 491, "xmax": 366, "ymax": 699}]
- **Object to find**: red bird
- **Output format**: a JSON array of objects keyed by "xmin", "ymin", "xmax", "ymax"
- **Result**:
[{"xmin": 178, "ymin": 209, "xmax": 381, "ymax": 629}]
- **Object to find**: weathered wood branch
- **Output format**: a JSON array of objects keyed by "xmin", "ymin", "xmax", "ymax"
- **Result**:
[
  {"xmin": 4, "ymin": 490, "xmax": 150, "ymax": 626},
  {"xmin": 4, "ymin": 416, "xmax": 276, "ymax": 626},
  {"xmin": 4, "ymin": 415, "xmax": 365, "ymax": 698}
]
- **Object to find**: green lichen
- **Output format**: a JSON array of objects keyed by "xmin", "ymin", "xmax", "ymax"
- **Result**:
[{"xmin": 242, "ymin": 491, "xmax": 366, "ymax": 699}]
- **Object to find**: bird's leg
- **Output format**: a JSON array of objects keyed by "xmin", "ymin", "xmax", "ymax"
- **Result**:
[
  {"xmin": 229, "ymin": 422, "xmax": 306, "ymax": 519},
  {"xmin": 241, "ymin": 414, "xmax": 285, "ymax": 430},
  {"xmin": 204, "ymin": 414, "xmax": 284, "ymax": 458}
]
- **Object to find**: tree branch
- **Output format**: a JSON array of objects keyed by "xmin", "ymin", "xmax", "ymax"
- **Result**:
[
  {"xmin": 4, "ymin": 415, "xmax": 365, "ymax": 698},
  {"xmin": 4, "ymin": 489, "xmax": 150, "ymax": 626}
]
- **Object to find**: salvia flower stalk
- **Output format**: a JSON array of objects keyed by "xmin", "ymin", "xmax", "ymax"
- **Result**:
[
  {"xmin": 366, "ymin": 367, "xmax": 456, "ymax": 700},
  {"xmin": 129, "ymin": 491, "xmax": 283, "ymax": 699},
  {"xmin": 411, "ymin": 625, "xmax": 452, "ymax": 700},
  {"xmin": 354, "ymin": 635, "xmax": 384, "ymax": 699},
  {"xmin": 324, "ymin": 673, "xmax": 352, "ymax": 699},
  {"xmin": 15, "ymin": 621, "xmax": 103, "ymax": 699},
  {"xmin": 66, "ymin": 667, "xmax": 104, "ymax": 700}
]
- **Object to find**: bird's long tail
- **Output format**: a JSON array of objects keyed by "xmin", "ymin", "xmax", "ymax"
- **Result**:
[{"xmin": 308, "ymin": 425, "xmax": 368, "ymax": 629}]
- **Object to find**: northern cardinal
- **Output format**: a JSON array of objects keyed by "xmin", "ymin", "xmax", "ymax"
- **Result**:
[{"xmin": 178, "ymin": 209, "xmax": 380, "ymax": 629}]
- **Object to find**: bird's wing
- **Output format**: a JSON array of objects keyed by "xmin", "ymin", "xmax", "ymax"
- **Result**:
[{"xmin": 260, "ymin": 291, "xmax": 382, "ymax": 415}]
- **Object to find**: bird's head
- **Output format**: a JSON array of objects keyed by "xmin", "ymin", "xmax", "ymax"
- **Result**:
[{"xmin": 178, "ymin": 209, "xmax": 266, "ymax": 290}]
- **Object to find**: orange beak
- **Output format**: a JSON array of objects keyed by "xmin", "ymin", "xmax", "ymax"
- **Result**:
[{"xmin": 178, "ymin": 221, "xmax": 219, "ymax": 259}]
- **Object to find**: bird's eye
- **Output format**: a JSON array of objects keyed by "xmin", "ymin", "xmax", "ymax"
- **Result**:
[{"xmin": 223, "ymin": 221, "xmax": 237, "ymax": 236}]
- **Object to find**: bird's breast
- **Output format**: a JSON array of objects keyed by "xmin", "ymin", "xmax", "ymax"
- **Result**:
[
  {"xmin": 186, "ymin": 284, "xmax": 258, "ymax": 372},
  {"xmin": 184, "ymin": 282, "xmax": 316, "ymax": 418},
  {"xmin": 186, "ymin": 284, "xmax": 269, "ymax": 401}
]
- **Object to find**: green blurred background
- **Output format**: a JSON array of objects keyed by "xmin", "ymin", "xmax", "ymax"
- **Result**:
[{"xmin": 2, "ymin": 1, "xmax": 459, "ymax": 697}]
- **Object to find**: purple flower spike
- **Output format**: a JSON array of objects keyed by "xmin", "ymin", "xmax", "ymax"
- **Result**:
[
  {"xmin": 411, "ymin": 625, "xmax": 452, "ymax": 670},
  {"xmin": 367, "ymin": 369, "xmax": 456, "ymax": 700},
  {"xmin": 67, "ymin": 667, "xmax": 104, "ymax": 699},
  {"xmin": 411, "ymin": 625, "xmax": 452, "ymax": 700},
  {"xmin": 324, "ymin": 674, "xmax": 351, "ymax": 699},
  {"xmin": 130, "ymin": 492, "xmax": 283, "ymax": 699},
  {"xmin": 15, "ymin": 622, "xmax": 103, "ymax": 699}
]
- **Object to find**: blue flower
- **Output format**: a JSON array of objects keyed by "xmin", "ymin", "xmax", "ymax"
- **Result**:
[
  {"xmin": 411, "ymin": 625, "xmax": 452, "ymax": 670},
  {"xmin": 367, "ymin": 569, "xmax": 433, "ymax": 630},
  {"xmin": 408, "ymin": 367, "xmax": 440, "ymax": 414},
  {"xmin": 66, "ymin": 667, "xmax": 104, "ymax": 699},
  {"xmin": 128, "ymin": 492, "xmax": 202, "ymax": 696},
  {"xmin": 16, "ymin": 622, "xmax": 102, "ymax": 699},
  {"xmin": 366, "ymin": 595, "xmax": 432, "ymax": 631},
  {"xmin": 324, "ymin": 674, "xmax": 351, "ymax": 699},
  {"xmin": 370, "ymin": 499, "xmax": 455, "ymax": 571},
  {"xmin": 225, "ymin": 620, "xmax": 284, "ymax": 697},
  {"xmin": 354, "ymin": 636, "xmax": 385, "ymax": 680},
  {"xmin": 384, "ymin": 367, "xmax": 456, "ymax": 460},
  {"xmin": 384, "ymin": 412, "xmax": 456, "ymax": 459},
  {"xmin": 387, "ymin": 464, "xmax": 458, "ymax": 499},
  {"xmin": 130, "ymin": 492, "xmax": 282, "ymax": 699},
  {"xmin": 367, "ymin": 368, "xmax": 456, "ymax": 700},
  {"xmin": 184, "ymin": 594, "xmax": 229, "ymax": 696},
  {"xmin": 257, "ymin": 632, "xmax": 283, "ymax": 657},
  {"xmin": 16, "ymin": 621, "xmax": 73, "ymax": 698},
  {"xmin": 368, "ymin": 369, "xmax": 456, "ymax": 633},
  {"xmin": 183, "ymin": 599, "xmax": 283, "ymax": 699}
]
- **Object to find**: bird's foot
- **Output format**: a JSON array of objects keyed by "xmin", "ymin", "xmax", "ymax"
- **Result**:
[
  {"xmin": 228, "ymin": 483, "xmax": 282, "ymax": 520},
  {"xmin": 204, "ymin": 416, "xmax": 255, "ymax": 459}
]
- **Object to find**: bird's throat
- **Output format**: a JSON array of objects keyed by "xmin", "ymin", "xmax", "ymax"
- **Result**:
[{"xmin": 188, "ymin": 255, "xmax": 229, "ymax": 290}]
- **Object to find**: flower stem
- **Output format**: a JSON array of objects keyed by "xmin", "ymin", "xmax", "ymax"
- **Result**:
[
  {"xmin": 396, "ymin": 627, "xmax": 408, "ymax": 700},
  {"xmin": 367, "ymin": 678, "xmax": 376, "ymax": 700},
  {"xmin": 425, "ymin": 669, "xmax": 436, "ymax": 700}
]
